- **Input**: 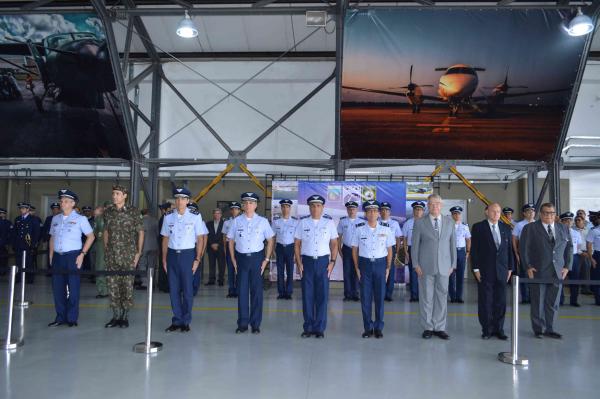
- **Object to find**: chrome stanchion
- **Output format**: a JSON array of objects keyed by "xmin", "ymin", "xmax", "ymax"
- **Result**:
[
  {"xmin": 15, "ymin": 250, "xmax": 31, "ymax": 308},
  {"xmin": 1, "ymin": 266, "xmax": 24, "ymax": 350},
  {"xmin": 133, "ymin": 267, "xmax": 163, "ymax": 354},
  {"xmin": 498, "ymin": 275, "xmax": 528, "ymax": 366}
]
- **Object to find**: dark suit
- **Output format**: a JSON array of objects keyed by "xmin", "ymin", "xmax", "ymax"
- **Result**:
[
  {"xmin": 470, "ymin": 220, "xmax": 513, "ymax": 336},
  {"xmin": 206, "ymin": 219, "xmax": 225, "ymax": 284},
  {"xmin": 12, "ymin": 214, "xmax": 41, "ymax": 284},
  {"xmin": 157, "ymin": 213, "xmax": 169, "ymax": 292},
  {"xmin": 520, "ymin": 220, "xmax": 573, "ymax": 334}
]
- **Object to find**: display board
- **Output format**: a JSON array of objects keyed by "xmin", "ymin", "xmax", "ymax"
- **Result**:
[
  {"xmin": 0, "ymin": 13, "xmax": 130, "ymax": 158},
  {"xmin": 341, "ymin": 8, "xmax": 588, "ymax": 161}
]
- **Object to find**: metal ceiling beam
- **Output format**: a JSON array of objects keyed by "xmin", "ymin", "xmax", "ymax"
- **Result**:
[
  {"xmin": 126, "ymin": 64, "xmax": 154, "ymax": 91},
  {"xmin": 334, "ymin": 0, "xmax": 347, "ymax": 178},
  {"xmin": 414, "ymin": 0, "xmax": 435, "ymax": 5},
  {"xmin": 128, "ymin": 100, "xmax": 153, "ymax": 127},
  {"xmin": 123, "ymin": 0, "xmax": 161, "ymax": 64},
  {"xmin": 20, "ymin": 0, "xmax": 54, "ymax": 11},
  {"xmin": 169, "ymin": 0, "xmax": 193, "ymax": 8},
  {"xmin": 345, "ymin": 159, "xmax": 544, "ymax": 169},
  {"xmin": 253, "ymin": 0, "xmax": 279, "ymax": 8},
  {"xmin": 497, "ymin": 0, "xmax": 515, "ymax": 6},
  {"xmin": 113, "ymin": 6, "xmax": 335, "ymax": 16},
  {"xmin": 121, "ymin": 17, "xmax": 135, "ymax": 75}
]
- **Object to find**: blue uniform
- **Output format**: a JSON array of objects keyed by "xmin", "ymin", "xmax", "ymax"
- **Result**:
[
  {"xmin": 49, "ymin": 211, "xmax": 93, "ymax": 324},
  {"xmin": 161, "ymin": 208, "xmax": 207, "ymax": 326},
  {"xmin": 380, "ymin": 217, "xmax": 402, "ymax": 300},
  {"xmin": 337, "ymin": 216, "xmax": 363, "ymax": 300},
  {"xmin": 272, "ymin": 215, "xmax": 298, "ymax": 298},
  {"xmin": 586, "ymin": 226, "xmax": 600, "ymax": 305},
  {"xmin": 0, "ymin": 218, "xmax": 12, "ymax": 270},
  {"xmin": 352, "ymin": 221, "xmax": 395, "ymax": 332},
  {"xmin": 449, "ymin": 222, "xmax": 471, "ymax": 302},
  {"xmin": 13, "ymin": 213, "xmax": 41, "ymax": 284},
  {"xmin": 222, "ymin": 217, "xmax": 237, "ymax": 296},
  {"xmin": 227, "ymin": 214, "xmax": 274, "ymax": 330},
  {"xmin": 513, "ymin": 219, "xmax": 534, "ymax": 303},
  {"xmin": 295, "ymin": 215, "xmax": 338, "ymax": 334},
  {"xmin": 403, "ymin": 218, "xmax": 420, "ymax": 301}
]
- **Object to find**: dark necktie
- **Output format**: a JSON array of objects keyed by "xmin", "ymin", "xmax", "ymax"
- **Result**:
[
  {"xmin": 434, "ymin": 218, "xmax": 439, "ymax": 236},
  {"xmin": 548, "ymin": 224, "xmax": 555, "ymax": 245},
  {"xmin": 492, "ymin": 224, "xmax": 500, "ymax": 249}
]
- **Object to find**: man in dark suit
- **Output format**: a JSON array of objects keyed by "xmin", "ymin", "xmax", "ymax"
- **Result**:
[
  {"xmin": 206, "ymin": 208, "xmax": 225, "ymax": 286},
  {"xmin": 520, "ymin": 202, "xmax": 573, "ymax": 339},
  {"xmin": 471, "ymin": 203, "xmax": 514, "ymax": 340}
]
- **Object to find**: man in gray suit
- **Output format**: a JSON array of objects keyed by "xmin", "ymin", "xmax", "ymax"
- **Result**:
[
  {"xmin": 411, "ymin": 194, "xmax": 457, "ymax": 340},
  {"xmin": 520, "ymin": 202, "xmax": 572, "ymax": 339}
]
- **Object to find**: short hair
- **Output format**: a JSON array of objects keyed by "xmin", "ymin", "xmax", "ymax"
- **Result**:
[
  {"xmin": 487, "ymin": 202, "xmax": 501, "ymax": 211},
  {"xmin": 213, "ymin": 208, "xmax": 222, "ymax": 213},
  {"xmin": 427, "ymin": 193, "xmax": 442, "ymax": 203},
  {"xmin": 540, "ymin": 202, "xmax": 555, "ymax": 212}
]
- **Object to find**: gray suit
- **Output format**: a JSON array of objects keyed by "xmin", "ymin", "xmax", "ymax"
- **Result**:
[
  {"xmin": 411, "ymin": 214, "xmax": 457, "ymax": 331},
  {"xmin": 520, "ymin": 220, "xmax": 573, "ymax": 334}
]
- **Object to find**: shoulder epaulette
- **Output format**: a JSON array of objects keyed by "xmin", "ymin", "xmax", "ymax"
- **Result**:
[
  {"xmin": 166, "ymin": 210, "xmax": 174, "ymax": 215},
  {"xmin": 190, "ymin": 209, "xmax": 199, "ymax": 215},
  {"xmin": 273, "ymin": 215, "xmax": 281, "ymax": 220},
  {"xmin": 356, "ymin": 222, "xmax": 365, "ymax": 227},
  {"xmin": 291, "ymin": 216, "xmax": 298, "ymax": 220},
  {"xmin": 463, "ymin": 222, "xmax": 468, "ymax": 226},
  {"xmin": 300, "ymin": 215, "xmax": 310, "ymax": 220},
  {"xmin": 340, "ymin": 216, "xmax": 347, "ymax": 220},
  {"xmin": 323, "ymin": 214, "xmax": 332, "ymax": 220},
  {"xmin": 379, "ymin": 221, "xmax": 389, "ymax": 227}
]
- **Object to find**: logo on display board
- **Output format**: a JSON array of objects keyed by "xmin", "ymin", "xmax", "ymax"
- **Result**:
[{"xmin": 327, "ymin": 185, "xmax": 342, "ymax": 203}]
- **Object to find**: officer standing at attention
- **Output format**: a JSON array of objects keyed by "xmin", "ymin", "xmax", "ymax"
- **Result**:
[
  {"xmin": 403, "ymin": 201, "xmax": 425, "ymax": 302},
  {"xmin": 352, "ymin": 200, "xmax": 394, "ymax": 338},
  {"xmin": 222, "ymin": 201, "xmax": 242, "ymax": 298},
  {"xmin": 187, "ymin": 202, "xmax": 208, "ymax": 296},
  {"xmin": 29, "ymin": 205, "xmax": 43, "ymax": 280},
  {"xmin": 158, "ymin": 202, "xmax": 173, "ymax": 293},
  {"xmin": 0, "ymin": 208, "xmax": 12, "ymax": 274},
  {"xmin": 272, "ymin": 199, "xmax": 298, "ymax": 300},
  {"xmin": 559, "ymin": 212, "xmax": 582, "ymax": 307},
  {"xmin": 338, "ymin": 201, "xmax": 362, "ymax": 302},
  {"xmin": 161, "ymin": 188, "xmax": 207, "ymax": 332},
  {"xmin": 449, "ymin": 206, "xmax": 471, "ymax": 303},
  {"xmin": 227, "ymin": 192, "xmax": 274, "ymax": 334},
  {"xmin": 48, "ymin": 189, "xmax": 95, "ymax": 327},
  {"xmin": 13, "ymin": 202, "xmax": 41, "ymax": 284},
  {"xmin": 586, "ymin": 211, "xmax": 600, "ymax": 306},
  {"xmin": 502, "ymin": 207, "xmax": 514, "ymax": 224},
  {"xmin": 93, "ymin": 203, "xmax": 109, "ymax": 299},
  {"xmin": 294, "ymin": 195, "xmax": 339, "ymax": 338},
  {"xmin": 42, "ymin": 203, "xmax": 61, "ymax": 271},
  {"xmin": 512, "ymin": 203, "xmax": 536, "ymax": 304},
  {"xmin": 379, "ymin": 202, "xmax": 403, "ymax": 302},
  {"xmin": 103, "ymin": 185, "xmax": 144, "ymax": 328}
]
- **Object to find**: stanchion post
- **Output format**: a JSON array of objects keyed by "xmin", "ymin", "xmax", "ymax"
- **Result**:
[
  {"xmin": 133, "ymin": 267, "xmax": 163, "ymax": 354},
  {"xmin": 498, "ymin": 275, "xmax": 528, "ymax": 366},
  {"xmin": 1, "ymin": 265, "xmax": 24, "ymax": 350},
  {"xmin": 15, "ymin": 250, "xmax": 31, "ymax": 308}
]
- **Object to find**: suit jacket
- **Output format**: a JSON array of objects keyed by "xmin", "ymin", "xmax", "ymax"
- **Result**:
[
  {"xmin": 470, "ymin": 220, "xmax": 514, "ymax": 281},
  {"xmin": 520, "ymin": 220, "xmax": 573, "ymax": 278},
  {"xmin": 206, "ymin": 219, "xmax": 224, "ymax": 246},
  {"xmin": 411, "ymin": 214, "xmax": 457, "ymax": 276}
]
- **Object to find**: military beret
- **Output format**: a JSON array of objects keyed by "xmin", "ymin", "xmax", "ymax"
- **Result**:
[
  {"xmin": 450, "ymin": 206, "xmax": 463, "ymax": 213},
  {"xmin": 344, "ymin": 201, "xmax": 358, "ymax": 208},
  {"xmin": 173, "ymin": 187, "xmax": 191, "ymax": 198},
  {"xmin": 58, "ymin": 189, "xmax": 78, "ymax": 202},
  {"xmin": 307, "ymin": 195, "xmax": 325, "ymax": 205},
  {"xmin": 241, "ymin": 192, "xmax": 259, "ymax": 202},
  {"xmin": 279, "ymin": 199, "xmax": 293, "ymax": 206},
  {"xmin": 522, "ymin": 203, "xmax": 535, "ymax": 212},
  {"xmin": 363, "ymin": 200, "xmax": 380, "ymax": 211},
  {"xmin": 560, "ymin": 212, "xmax": 574, "ymax": 220},
  {"xmin": 112, "ymin": 184, "xmax": 128, "ymax": 194}
]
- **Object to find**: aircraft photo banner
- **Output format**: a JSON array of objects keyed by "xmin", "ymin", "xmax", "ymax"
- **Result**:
[
  {"xmin": 341, "ymin": 8, "xmax": 588, "ymax": 161},
  {"xmin": 0, "ymin": 13, "xmax": 130, "ymax": 158}
]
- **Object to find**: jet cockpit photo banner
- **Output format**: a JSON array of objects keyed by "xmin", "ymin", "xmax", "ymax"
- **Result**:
[
  {"xmin": 270, "ymin": 180, "xmax": 407, "ymax": 281},
  {"xmin": 341, "ymin": 8, "xmax": 589, "ymax": 161},
  {"xmin": 0, "ymin": 13, "xmax": 130, "ymax": 158}
]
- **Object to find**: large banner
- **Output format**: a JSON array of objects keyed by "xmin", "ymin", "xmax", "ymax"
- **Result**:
[
  {"xmin": 0, "ymin": 13, "xmax": 130, "ymax": 158},
  {"xmin": 341, "ymin": 8, "xmax": 588, "ymax": 161},
  {"xmin": 270, "ymin": 180, "xmax": 407, "ymax": 281}
]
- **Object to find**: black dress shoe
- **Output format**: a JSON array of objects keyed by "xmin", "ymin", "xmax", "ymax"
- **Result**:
[
  {"xmin": 450, "ymin": 299, "xmax": 456, "ymax": 303},
  {"xmin": 95, "ymin": 294, "xmax": 108, "ymax": 299},
  {"xmin": 181, "ymin": 325, "xmax": 191, "ymax": 332},
  {"xmin": 285, "ymin": 295, "xmax": 292, "ymax": 300},
  {"xmin": 362, "ymin": 330, "xmax": 373, "ymax": 338},
  {"xmin": 481, "ymin": 334, "xmax": 492, "ymax": 340},
  {"xmin": 236, "ymin": 327, "xmax": 248, "ymax": 334},
  {"xmin": 374, "ymin": 330, "xmax": 383, "ymax": 339},
  {"xmin": 165, "ymin": 324, "xmax": 181, "ymax": 332},
  {"xmin": 496, "ymin": 332, "xmax": 508, "ymax": 341},
  {"xmin": 434, "ymin": 331, "xmax": 450, "ymax": 340},
  {"xmin": 314, "ymin": 332, "xmax": 325, "ymax": 338},
  {"xmin": 534, "ymin": 332, "xmax": 544, "ymax": 339},
  {"xmin": 251, "ymin": 327, "xmax": 260, "ymax": 334},
  {"xmin": 457, "ymin": 299, "xmax": 464, "ymax": 304},
  {"xmin": 105, "ymin": 318, "xmax": 120, "ymax": 328},
  {"xmin": 120, "ymin": 319, "xmax": 129, "ymax": 328},
  {"xmin": 301, "ymin": 331, "xmax": 312, "ymax": 338},
  {"xmin": 68, "ymin": 322, "xmax": 78, "ymax": 327},
  {"xmin": 352, "ymin": 297, "xmax": 360, "ymax": 302},
  {"xmin": 570, "ymin": 303, "xmax": 581, "ymax": 307},
  {"xmin": 226, "ymin": 293, "xmax": 236, "ymax": 298},
  {"xmin": 422, "ymin": 330, "xmax": 434, "ymax": 339},
  {"xmin": 410, "ymin": 298, "xmax": 418, "ymax": 303},
  {"xmin": 135, "ymin": 285, "xmax": 147, "ymax": 291},
  {"xmin": 48, "ymin": 321, "xmax": 64, "ymax": 327},
  {"xmin": 277, "ymin": 294, "xmax": 285, "ymax": 299},
  {"xmin": 343, "ymin": 297, "xmax": 351, "ymax": 302},
  {"xmin": 384, "ymin": 297, "xmax": 393, "ymax": 302},
  {"xmin": 544, "ymin": 331, "xmax": 562, "ymax": 339},
  {"xmin": 205, "ymin": 281, "xmax": 215, "ymax": 286},
  {"xmin": 218, "ymin": 281, "xmax": 224, "ymax": 286}
]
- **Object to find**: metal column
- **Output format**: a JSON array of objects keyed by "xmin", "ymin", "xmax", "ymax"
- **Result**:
[
  {"xmin": 147, "ymin": 65, "xmax": 162, "ymax": 215},
  {"xmin": 526, "ymin": 167, "xmax": 537, "ymax": 204},
  {"xmin": 549, "ymin": 159, "xmax": 561, "ymax": 211},
  {"xmin": 334, "ymin": 0, "xmax": 347, "ymax": 178}
]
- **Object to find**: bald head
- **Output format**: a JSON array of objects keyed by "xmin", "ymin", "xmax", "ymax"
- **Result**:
[{"xmin": 486, "ymin": 203, "xmax": 502, "ymax": 224}]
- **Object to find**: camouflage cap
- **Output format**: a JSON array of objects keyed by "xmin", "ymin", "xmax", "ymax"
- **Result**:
[{"xmin": 112, "ymin": 184, "xmax": 128, "ymax": 194}]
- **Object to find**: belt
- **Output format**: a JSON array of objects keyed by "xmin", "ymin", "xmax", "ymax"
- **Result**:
[
  {"xmin": 456, "ymin": 247, "xmax": 466, "ymax": 250},
  {"xmin": 359, "ymin": 256, "xmax": 385, "ymax": 262},
  {"xmin": 302, "ymin": 254, "xmax": 329, "ymax": 260},
  {"xmin": 277, "ymin": 243, "xmax": 294, "ymax": 247},
  {"xmin": 54, "ymin": 250, "xmax": 80, "ymax": 256},
  {"xmin": 236, "ymin": 251, "xmax": 263, "ymax": 257},
  {"xmin": 168, "ymin": 248, "xmax": 194, "ymax": 253}
]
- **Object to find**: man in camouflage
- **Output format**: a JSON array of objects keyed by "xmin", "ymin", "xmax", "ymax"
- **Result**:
[
  {"xmin": 93, "ymin": 203, "xmax": 110, "ymax": 298},
  {"xmin": 103, "ymin": 185, "xmax": 144, "ymax": 328}
]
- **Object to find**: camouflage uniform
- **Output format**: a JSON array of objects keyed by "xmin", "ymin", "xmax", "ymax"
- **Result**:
[
  {"xmin": 104, "ymin": 203, "xmax": 143, "ymax": 317},
  {"xmin": 93, "ymin": 215, "xmax": 108, "ymax": 296}
]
